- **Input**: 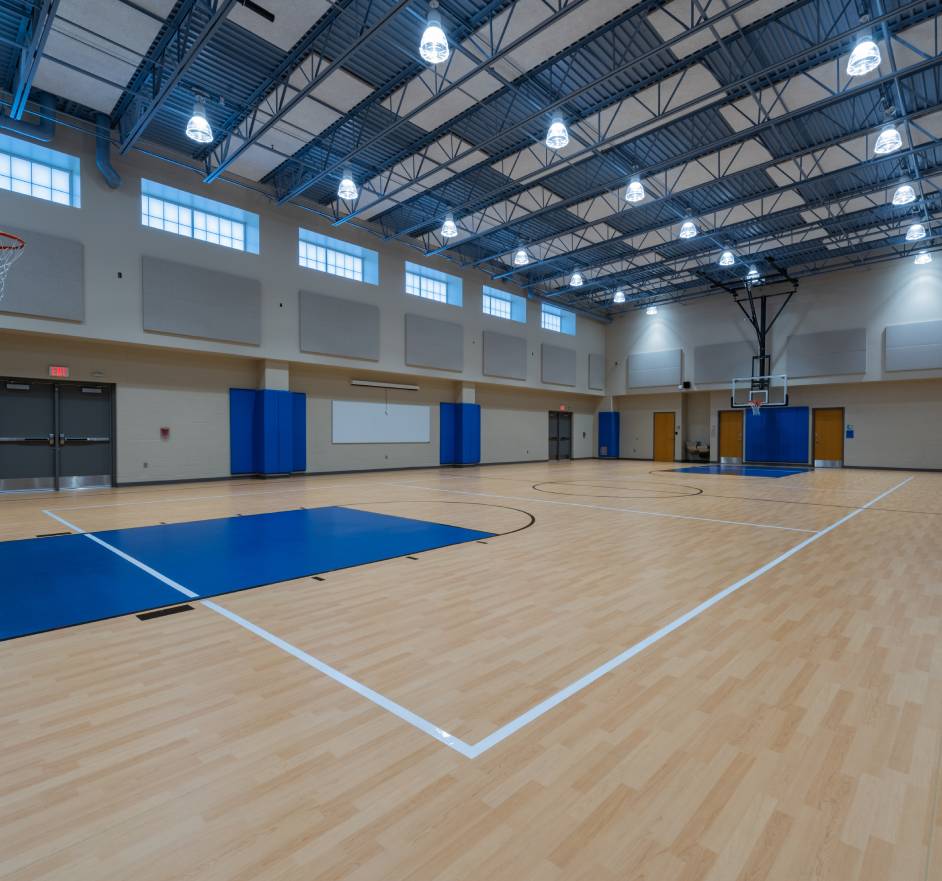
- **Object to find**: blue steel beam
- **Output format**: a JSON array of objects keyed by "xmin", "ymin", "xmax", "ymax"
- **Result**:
[
  {"xmin": 202, "ymin": 0, "xmax": 411, "ymax": 184},
  {"xmin": 271, "ymin": 0, "xmax": 603, "ymax": 205},
  {"xmin": 8, "ymin": 0, "xmax": 59, "ymax": 120},
  {"xmin": 386, "ymin": 0, "xmax": 931, "ymax": 245},
  {"xmin": 117, "ymin": 0, "xmax": 240, "ymax": 155}
]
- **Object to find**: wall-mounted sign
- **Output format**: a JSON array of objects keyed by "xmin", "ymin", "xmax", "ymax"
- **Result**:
[{"xmin": 48, "ymin": 365, "xmax": 70, "ymax": 378}]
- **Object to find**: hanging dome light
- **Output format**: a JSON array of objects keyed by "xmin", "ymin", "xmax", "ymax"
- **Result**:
[
  {"xmin": 679, "ymin": 219, "xmax": 697, "ymax": 239},
  {"xmin": 186, "ymin": 97, "xmax": 213, "ymax": 144},
  {"xmin": 419, "ymin": 2, "xmax": 449, "ymax": 65},
  {"xmin": 645, "ymin": 305, "xmax": 658, "ymax": 315},
  {"xmin": 892, "ymin": 183, "xmax": 916, "ymax": 206},
  {"xmin": 545, "ymin": 116, "xmax": 569, "ymax": 150},
  {"xmin": 914, "ymin": 250, "xmax": 932, "ymax": 264},
  {"xmin": 719, "ymin": 249, "xmax": 735, "ymax": 267},
  {"xmin": 905, "ymin": 222, "xmax": 926, "ymax": 241},
  {"xmin": 746, "ymin": 265, "xmax": 760, "ymax": 281},
  {"xmin": 613, "ymin": 289, "xmax": 625, "ymax": 304},
  {"xmin": 338, "ymin": 171, "xmax": 358, "ymax": 201},
  {"xmin": 441, "ymin": 212, "xmax": 458, "ymax": 238},
  {"xmin": 846, "ymin": 34, "xmax": 881, "ymax": 77},
  {"xmin": 624, "ymin": 176, "xmax": 645, "ymax": 203},
  {"xmin": 874, "ymin": 123, "xmax": 902, "ymax": 155},
  {"xmin": 570, "ymin": 271, "xmax": 583, "ymax": 287},
  {"xmin": 513, "ymin": 247, "xmax": 529, "ymax": 266}
]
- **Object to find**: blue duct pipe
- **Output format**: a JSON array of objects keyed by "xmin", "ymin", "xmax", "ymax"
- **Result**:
[
  {"xmin": 0, "ymin": 91, "xmax": 55, "ymax": 141},
  {"xmin": 95, "ymin": 113, "xmax": 121, "ymax": 189}
]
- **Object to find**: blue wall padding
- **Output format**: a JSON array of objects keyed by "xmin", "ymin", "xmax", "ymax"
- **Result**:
[
  {"xmin": 230, "ymin": 388, "xmax": 307, "ymax": 475},
  {"xmin": 745, "ymin": 406, "xmax": 809, "ymax": 464},
  {"xmin": 456, "ymin": 403, "xmax": 480, "ymax": 464},
  {"xmin": 229, "ymin": 388, "xmax": 258, "ymax": 474},
  {"xmin": 292, "ymin": 391, "xmax": 306, "ymax": 472},
  {"xmin": 598, "ymin": 411, "xmax": 620, "ymax": 458},
  {"xmin": 0, "ymin": 508, "xmax": 496, "ymax": 640},
  {"xmin": 440, "ymin": 402, "xmax": 480, "ymax": 464},
  {"xmin": 440, "ymin": 402, "xmax": 456, "ymax": 464}
]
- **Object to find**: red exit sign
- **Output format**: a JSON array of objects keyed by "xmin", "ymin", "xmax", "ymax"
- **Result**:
[{"xmin": 48, "ymin": 365, "xmax": 70, "ymax": 378}]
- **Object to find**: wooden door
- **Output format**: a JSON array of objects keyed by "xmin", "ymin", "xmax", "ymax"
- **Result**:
[
  {"xmin": 718, "ymin": 410, "xmax": 744, "ymax": 462},
  {"xmin": 813, "ymin": 407, "xmax": 844, "ymax": 465},
  {"xmin": 653, "ymin": 412, "xmax": 675, "ymax": 461}
]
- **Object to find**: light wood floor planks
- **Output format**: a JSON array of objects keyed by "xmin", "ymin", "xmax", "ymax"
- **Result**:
[{"xmin": 1, "ymin": 460, "xmax": 941, "ymax": 880}]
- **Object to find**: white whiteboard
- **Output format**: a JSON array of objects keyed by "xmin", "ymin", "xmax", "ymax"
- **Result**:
[{"xmin": 331, "ymin": 400, "xmax": 431, "ymax": 444}]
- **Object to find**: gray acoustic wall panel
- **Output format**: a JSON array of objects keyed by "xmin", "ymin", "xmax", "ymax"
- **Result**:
[
  {"xmin": 141, "ymin": 256, "xmax": 260, "ymax": 345},
  {"xmin": 694, "ymin": 340, "xmax": 755, "ymax": 384},
  {"xmin": 541, "ymin": 343, "xmax": 577, "ymax": 386},
  {"xmin": 404, "ymin": 313, "xmax": 463, "ymax": 371},
  {"xmin": 885, "ymin": 319, "xmax": 942, "ymax": 371},
  {"xmin": 628, "ymin": 348, "xmax": 682, "ymax": 387},
  {"xmin": 0, "ymin": 226, "xmax": 84, "ymax": 321},
  {"xmin": 482, "ymin": 330, "xmax": 527, "ymax": 380},
  {"xmin": 299, "ymin": 289, "xmax": 380, "ymax": 361},
  {"xmin": 588, "ymin": 353, "xmax": 604, "ymax": 390},
  {"xmin": 786, "ymin": 328, "xmax": 866, "ymax": 377}
]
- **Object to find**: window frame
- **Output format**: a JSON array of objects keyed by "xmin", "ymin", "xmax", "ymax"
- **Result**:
[
  {"xmin": 298, "ymin": 228, "xmax": 378, "ymax": 285},
  {"xmin": 540, "ymin": 302, "xmax": 576, "ymax": 335},
  {"xmin": 0, "ymin": 133, "xmax": 80, "ymax": 207},
  {"xmin": 404, "ymin": 261, "xmax": 462, "ymax": 306},
  {"xmin": 482, "ymin": 286, "xmax": 526, "ymax": 323}
]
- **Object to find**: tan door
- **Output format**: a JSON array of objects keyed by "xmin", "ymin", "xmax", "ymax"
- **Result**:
[
  {"xmin": 813, "ymin": 408, "xmax": 844, "ymax": 466},
  {"xmin": 718, "ymin": 410, "xmax": 744, "ymax": 462},
  {"xmin": 653, "ymin": 412, "xmax": 675, "ymax": 461}
]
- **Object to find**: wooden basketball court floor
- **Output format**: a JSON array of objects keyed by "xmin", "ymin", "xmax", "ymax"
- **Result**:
[{"xmin": 1, "ymin": 460, "xmax": 941, "ymax": 881}]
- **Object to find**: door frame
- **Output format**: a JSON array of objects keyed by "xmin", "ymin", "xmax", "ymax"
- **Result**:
[
  {"xmin": 652, "ymin": 411, "xmax": 676, "ymax": 462},
  {"xmin": 548, "ymin": 410, "xmax": 572, "ymax": 461},
  {"xmin": 0, "ymin": 376, "xmax": 117, "ymax": 491},
  {"xmin": 718, "ymin": 408, "xmax": 744, "ymax": 464},
  {"xmin": 812, "ymin": 406, "xmax": 844, "ymax": 468}
]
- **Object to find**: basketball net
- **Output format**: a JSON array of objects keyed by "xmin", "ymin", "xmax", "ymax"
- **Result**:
[
  {"xmin": 0, "ymin": 232, "xmax": 26, "ymax": 302},
  {"xmin": 748, "ymin": 398, "xmax": 763, "ymax": 416}
]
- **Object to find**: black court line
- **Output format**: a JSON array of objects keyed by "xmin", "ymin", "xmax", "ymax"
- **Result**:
[
  {"xmin": 35, "ymin": 531, "xmax": 70, "ymax": 538},
  {"xmin": 531, "ymin": 480, "xmax": 703, "ymax": 500}
]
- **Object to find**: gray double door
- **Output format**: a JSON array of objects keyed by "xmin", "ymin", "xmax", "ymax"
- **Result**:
[
  {"xmin": 0, "ymin": 378, "xmax": 114, "ymax": 491},
  {"xmin": 548, "ymin": 411, "xmax": 572, "ymax": 460}
]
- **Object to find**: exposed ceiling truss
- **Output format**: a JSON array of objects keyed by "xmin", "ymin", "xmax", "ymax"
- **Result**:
[{"xmin": 1, "ymin": 0, "xmax": 940, "ymax": 317}]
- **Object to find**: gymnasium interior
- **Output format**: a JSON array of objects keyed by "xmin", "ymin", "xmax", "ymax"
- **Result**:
[{"xmin": 1, "ymin": 1, "xmax": 941, "ymax": 879}]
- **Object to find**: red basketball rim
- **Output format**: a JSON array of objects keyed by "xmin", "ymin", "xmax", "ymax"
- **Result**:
[{"xmin": 0, "ymin": 232, "xmax": 25, "ymax": 251}]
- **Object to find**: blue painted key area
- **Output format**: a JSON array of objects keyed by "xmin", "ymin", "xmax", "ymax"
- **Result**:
[
  {"xmin": 0, "ymin": 507, "xmax": 493, "ymax": 641},
  {"xmin": 670, "ymin": 464, "xmax": 812, "ymax": 477}
]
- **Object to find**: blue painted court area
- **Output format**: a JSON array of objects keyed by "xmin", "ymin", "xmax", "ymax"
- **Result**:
[
  {"xmin": 670, "ymin": 464, "xmax": 812, "ymax": 478},
  {"xmin": 0, "ymin": 507, "xmax": 494, "ymax": 641}
]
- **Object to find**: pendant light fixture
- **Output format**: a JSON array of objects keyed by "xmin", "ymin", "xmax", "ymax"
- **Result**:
[
  {"xmin": 337, "ymin": 170, "xmax": 358, "ymax": 201},
  {"xmin": 513, "ymin": 246, "xmax": 529, "ymax": 266},
  {"xmin": 846, "ymin": 34, "xmax": 881, "ymax": 77},
  {"xmin": 186, "ymin": 96, "xmax": 213, "ymax": 144},
  {"xmin": 874, "ymin": 123, "xmax": 902, "ymax": 155},
  {"xmin": 440, "ymin": 212, "xmax": 458, "ymax": 238},
  {"xmin": 719, "ymin": 249, "xmax": 735, "ymax": 267},
  {"xmin": 624, "ymin": 176, "xmax": 645, "ymax": 203},
  {"xmin": 746, "ymin": 265, "xmax": 760, "ymax": 281},
  {"xmin": 645, "ymin": 305, "xmax": 658, "ymax": 315},
  {"xmin": 545, "ymin": 116, "xmax": 569, "ymax": 150},
  {"xmin": 905, "ymin": 222, "xmax": 926, "ymax": 241},
  {"xmin": 419, "ymin": 1, "xmax": 449, "ymax": 65},
  {"xmin": 892, "ymin": 183, "xmax": 916, "ymax": 206},
  {"xmin": 914, "ymin": 250, "xmax": 932, "ymax": 264},
  {"xmin": 613, "ymin": 289, "xmax": 625, "ymax": 304},
  {"xmin": 679, "ymin": 219, "xmax": 697, "ymax": 239},
  {"xmin": 570, "ymin": 271, "xmax": 583, "ymax": 287}
]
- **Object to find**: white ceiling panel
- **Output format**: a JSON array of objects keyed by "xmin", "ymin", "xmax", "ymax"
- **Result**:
[{"xmin": 229, "ymin": 0, "xmax": 331, "ymax": 51}]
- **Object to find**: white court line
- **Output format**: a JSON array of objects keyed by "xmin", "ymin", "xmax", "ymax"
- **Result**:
[
  {"xmin": 388, "ymin": 482, "xmax": 818, "ymax": 533},
  {"xmin": 41, "ymin": 474, "xmax": 911, "ymax": 760},
  {"xmin": 41, "ymin": 509, "xmax": 476, "ymax": 758}
]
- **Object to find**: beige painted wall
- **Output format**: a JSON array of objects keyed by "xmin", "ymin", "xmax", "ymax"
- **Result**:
[
  {"xmin": 0, "ymin": 331, "xmax": 256, "ymax": 483},
  {"xmin": 0, "ymin": 126, "xmax": 606, "ymax": 395},
  {"xmin": 616, "ymin": 392, "xmax": 683, "ymax": 461}
]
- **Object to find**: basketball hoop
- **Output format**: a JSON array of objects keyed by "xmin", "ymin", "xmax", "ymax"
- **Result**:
[
  {"xmin": 748, "ymin": 398, "xmax": 764, "ymax": 416},
  {"xmin": 0, "ymin": 232, "xmax": 25, "ymax": 302}
]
